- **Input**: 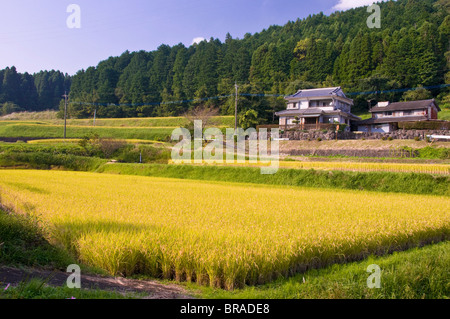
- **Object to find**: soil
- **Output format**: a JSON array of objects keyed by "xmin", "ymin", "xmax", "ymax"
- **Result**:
[{"xmin": 0, "ymin": 266, "xmax": 193, "ymax": 299}]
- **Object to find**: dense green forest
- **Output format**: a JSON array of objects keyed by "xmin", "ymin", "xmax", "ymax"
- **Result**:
[
  {"xmin": 0, "ymin": 67, "xmax": 71, "ymax": 115},
  {"xmin": 2, "ymin": 0, "xmax": 449, "ymax": 123}
]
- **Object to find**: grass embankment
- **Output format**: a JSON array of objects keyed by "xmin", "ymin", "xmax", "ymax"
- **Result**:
[
  {"xmin": 0, "ymin": 278, "xmax": 141, "ymax": 299},
  {"xmin": 439, "ymin": 109, "xmax": 450, "ymax": 121},
  {"xmin": 0, "ymin": 141, "xmax": 170, "ymax": 170},
  {"xmin": 193, "ymin": 240, "xmax": 450, "ymax": 299},
  {"xmin": 0, "ymin": 209, "xmax": 144, "ymax": 299},
  {"xmin": 0, "ymin": 209, "xmax": 74, "ymax": 268},
  {"xmin": 176, "ymin": 160, "xmax": 450, "ymax": 175},
  {"xmin": 0, "ymin": 115, "xmax": 235, "ymax": 141},
  {"xmin": 0, "ymin": 114, "xmax": 235, "ymax": 127},
  {"xmin": 99, "ymin": 163, "xmax": 450, "ymax": 196},
  {"xmin": 0, "ymin": 122, "xmax": 174, "ymax": 141}
]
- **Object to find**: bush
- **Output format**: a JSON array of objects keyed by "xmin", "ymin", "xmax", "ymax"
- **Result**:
[
  {"xmin": 398, "ymin": 121, "xmax": 450, "ymax": 130},
  {"xmin": 78, "ymin": 134, "xmax": 127, "ymax": 158},
  {"xmin": 388, "ymin": 136, "xmax": 394, "ymax": 141},
  {"xmin": 115, "ymin": 145, "xmax": 171, "ymax": 164},
  {"xmin": 0, "ymin": 152, "xmax": 107, "ymax": 171},
  {"xmin": 416, "ymin": 147, "xmax": 450, "ymax": 160}
]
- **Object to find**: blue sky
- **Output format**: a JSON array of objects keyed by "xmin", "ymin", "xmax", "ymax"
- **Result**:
[{"xmin": 0, "ymin": 0, "xmax": 385, "ymax": 75}]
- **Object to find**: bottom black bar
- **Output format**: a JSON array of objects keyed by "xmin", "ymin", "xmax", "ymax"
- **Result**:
[{"xmin": 1, "ymin": 299, "xmax": 446, "ymax": 318}]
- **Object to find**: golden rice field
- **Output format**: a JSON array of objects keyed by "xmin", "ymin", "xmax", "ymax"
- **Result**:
[
  {"xmin": 0, "ymin": 170, "xmax": 448, "ymax": 289},
  {"xmin": 169, "ymin": 160, "xmax": 450, "ymax": 175},
  {"xmin": 276, "ymin": 161, "xmax": 450, "ymax": 175}
]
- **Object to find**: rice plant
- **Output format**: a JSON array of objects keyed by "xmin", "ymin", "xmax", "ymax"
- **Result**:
[{"xmin": 0, "ymin": 170, "xmax": 448, "ymax": 289}]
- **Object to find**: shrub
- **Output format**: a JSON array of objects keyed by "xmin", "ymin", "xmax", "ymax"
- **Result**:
[
  {"xmin": 115, "ymin": 145, "xmax": 171, "ymax": 164},
  {"xmin": 417, "ymin": 146, "xmax": 450, "ymax": 160},
  {"xmin": 398, "ymin": 121, "xmax": 450, "ymax": 130},
  {"xmin": 78, "ymin": 134, "xmax": 127, "ymax": 158}
]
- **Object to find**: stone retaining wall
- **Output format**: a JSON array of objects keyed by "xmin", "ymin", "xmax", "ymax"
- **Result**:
[{"xmin": 278, "ymin": 130, "xmax": 450, "ymax": 141}]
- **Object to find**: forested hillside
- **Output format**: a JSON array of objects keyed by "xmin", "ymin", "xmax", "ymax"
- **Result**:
[
  {"xmin": 2, "ymin": 0, "xmax": 449, "ymax": 122},
  {"xmin": 0, "ymin": 67, "xmax": 71, "ymax": 115}
]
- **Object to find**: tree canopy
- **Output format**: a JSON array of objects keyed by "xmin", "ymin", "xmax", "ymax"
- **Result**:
[{"xmin": 1, "ymin": 0, "xmax": 449, "ymax": 120}]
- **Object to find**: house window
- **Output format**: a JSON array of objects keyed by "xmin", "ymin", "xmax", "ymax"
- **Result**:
[{"xmin": 385, "ymin": 111, "xmax": 392, "ymax": 116}]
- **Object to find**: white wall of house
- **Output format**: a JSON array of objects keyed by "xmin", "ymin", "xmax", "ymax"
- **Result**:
[
  {"xmin": 299, "ymin": 100, "xmax": 309, "ymax": 109},
  {"xmin": 373, "ymin": 109, "xmax": 427, "ymax": 119},
  {"xmin": 357, "ymin": 124, "xmax": 391, "ymax": 133},
  {"xmin": 287, "ymin": 102, "xmax": 297, "ymax": 110}
]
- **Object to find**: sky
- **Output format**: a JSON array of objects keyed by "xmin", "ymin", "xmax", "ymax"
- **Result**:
[{"xmin": 0, "ymin": 0, "xmax": 388, "ymax": 75}]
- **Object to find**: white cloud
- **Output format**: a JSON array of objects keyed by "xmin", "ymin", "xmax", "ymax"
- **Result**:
[
  {"xmin": 333, "ymin": 0, "xmax": 389, "ymax": 11},
  {"xmin": 191, "ymin": 37, "xmax": 206, "ymax": 45}
]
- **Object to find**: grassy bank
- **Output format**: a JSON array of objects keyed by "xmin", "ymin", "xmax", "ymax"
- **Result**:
[
  {"xmin": 192, "ymin": 240, "xmax": 450, "ymax": 299},
  {"xmin": 0, "ymin": 279, "xmax": 142, "ymax": 299},
  {"xmin": 0, "ymin": 114, "xmax": 235, "ymax": 128},
  {"xmin": 0, "ymin": 208, "xmax": 146, "ymax": 299},
  {"xmin": 0, "ymin": 209, "xmax": 74, "ymax": 269},
  {"xmin": 0, "ymin": 122, "xmax": 174, "ymax": 141},
  {"xmin": 98, "ymin": 163, "xmax": 450, "ymax": 196},
  {"xmin": 0, "ymin": 152, "xmax": 107, "ymax": 171}
]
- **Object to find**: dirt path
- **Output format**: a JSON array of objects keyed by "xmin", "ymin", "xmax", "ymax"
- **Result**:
[{"xmin": 0, "ymin": 266, "xmax": 193, "ymax": 299}]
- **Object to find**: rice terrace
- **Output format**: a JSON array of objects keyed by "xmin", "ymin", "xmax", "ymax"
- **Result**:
[
  {"xmin": 0, "ymin": 0, "xmax": 450, "ymax": 309},
  {"xmin": 0, "ymin": 169, "xmax": 449, "ymax": 290}
]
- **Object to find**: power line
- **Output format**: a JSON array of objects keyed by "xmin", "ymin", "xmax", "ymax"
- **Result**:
[{"xmin": 66, "ymin": 83, "xmax": 450, "ymax": 108}]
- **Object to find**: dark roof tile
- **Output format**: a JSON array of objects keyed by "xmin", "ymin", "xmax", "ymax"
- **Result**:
[
  {"xmin": 286, "ymin": 87, "xmax": 342, "ymax": 99},
  {"xmin": 370, "ymin": 99, "xmax": 440, "ymax": 112}
]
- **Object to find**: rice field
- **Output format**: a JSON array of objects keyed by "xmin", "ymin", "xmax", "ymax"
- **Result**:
[
  {"xmin": 0, "ymin": 170, "xmax": 448, "ymax": 289},
  {"xmin": 276, "ymin": 161, "xmax": 450, "ymax": 175},
  {"xmin": 0, "ymin": 122, "xmax": 174, "ymax": 141},
  {"xmin": 169, "ymin": 160, "xmax": 450, "ymax": 175}
]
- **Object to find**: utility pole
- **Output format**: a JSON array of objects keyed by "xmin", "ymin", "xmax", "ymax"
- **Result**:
[
  {"xmin": 62, "ymin": 92, "xmax": 69, "ymax": 139},
  {"xmin": 234, "ymin": 82, "xmax": 239, "ymax": 133}
]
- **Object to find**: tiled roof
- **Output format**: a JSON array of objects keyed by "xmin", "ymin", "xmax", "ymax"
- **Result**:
[
  {"xmin": 286, "ymin": 87, "xmax": 343, "ymax": 99},
  {"xmin": 370, "ymin": 99, "xmax": 440, "ymax": 112}
]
